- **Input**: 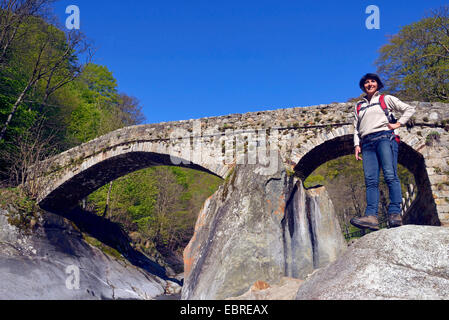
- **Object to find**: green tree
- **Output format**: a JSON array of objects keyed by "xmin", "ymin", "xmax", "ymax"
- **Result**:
[
  {"xmin": 77, "ymin": 63, "xmax": 118, "ymax": 104},
  {"xmin": 88, "ymin": 168, "xmax": 158, "ymax": 233},
  {"xmin": 87, "ymin": 165, "xmax": 223, "ymax": 263},
  {"xmin": 303, "ymin": 174, "xmax": 325, "ymax": 189},
  {"xmin": 0, "ymin": 16, "xmax": 89, "ymax": 142},
  {"xmin": 376, "ymin": 5, "xmax": 449, "ymax": 102},
  {"xmin": 0, "ymin": 12, "xmax": 90, "ymax": 184},
  {"xmin": 67, "ymin": 63, "xmax": 145, "ymax": 144},
  {"xmin": 0, "ymin": 0, "xmax": 56, "ymax": 65}
]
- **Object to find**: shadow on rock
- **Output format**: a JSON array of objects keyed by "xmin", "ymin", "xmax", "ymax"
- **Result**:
[{"xmin": 55, "ymin": 206, "xmax": 182, "ymax": 285}]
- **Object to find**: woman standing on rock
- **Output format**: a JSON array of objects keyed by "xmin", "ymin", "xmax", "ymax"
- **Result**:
[{"xmin": 351, "ymin": 73, "xmax": 415, "ymax": 231}]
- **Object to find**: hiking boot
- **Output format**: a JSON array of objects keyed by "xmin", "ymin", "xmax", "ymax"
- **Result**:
[
  {"xmin": 350, "ymin": 215, "xmax": 379, "ymax": 231},
  {"xmin": 388, "ymin": 213, "xmax": 403, "ymax": 228}
]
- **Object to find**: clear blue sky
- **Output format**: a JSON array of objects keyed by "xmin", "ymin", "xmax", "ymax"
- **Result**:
[{"xmin": 52, "ymin": 0, "xmax": 447, "ymax": 124}]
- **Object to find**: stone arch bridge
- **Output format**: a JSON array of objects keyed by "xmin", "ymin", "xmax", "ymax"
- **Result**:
[{"xmin": 33, "ymin": 101, "xmax": 449, "ymax": 226}]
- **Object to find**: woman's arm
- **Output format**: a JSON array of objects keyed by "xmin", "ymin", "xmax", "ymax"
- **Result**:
[
  {"xmin": 353, "ymin": 104, "xmax": 361, "ymax": 147},
  {"xmin": 353, "ymin": 105, "xmax": 362, "ymax": 160},
  {"xmin": 355, "ymin": 145, "xmax": 362, "ymax": 161},
  {"xmin": 387, "ymin": 122, "xmax": 401, "ymax": 130},
  {"xmin": 385, "ymin": 95, "xmax": 416, "ymax": 126}
]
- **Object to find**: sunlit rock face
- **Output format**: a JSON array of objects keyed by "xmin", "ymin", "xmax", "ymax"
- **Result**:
[
  {"xmin": 181, "ymin": 152, "xmax": 347, "ymax": 300},
  {"xmin": 296, "ymin": 225, "xmax": 449, "ymax": 300}
]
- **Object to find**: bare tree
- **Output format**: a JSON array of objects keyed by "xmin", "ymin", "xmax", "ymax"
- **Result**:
[
  {"xmin": 0, "ymin": 114, "xmax": 57, "ymax": 198},
  {"xmin": 101, "ymin": 181, "xmax": 113, "ymax": 218},
  {"xmin": 152, "ymin": 167, "xmax": 184, "ymax": 246},
  {"xmin": 117, "ymin": 93, "xmax": 146, "ymax": 126},
  {"xmin": 37, "ymin": 30, "xmax": 93, "ymax": 112}
]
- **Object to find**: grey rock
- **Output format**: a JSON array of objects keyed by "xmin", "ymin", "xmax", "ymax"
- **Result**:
[
  {"xmin": 0, "ymin": 209, "xmax": 22, "ymax": 243},
  {"xmin": 182, "ymin": 154, "xmax": 288, "ymax": 300},
  {"xmin": 296, "ymin": 225, "xmax": 449, "ymax": 300},
  {"xmin": 181, "ymin": 153, "xmax": 346, "ymax": 300},
  {"xmin": 0, "ymin": 209, "xmax": 166, "ymax": 300},
  {"xmin": 419, "ymin": 102, "xmax": 432, "ymax": 108},
  {"xmin": 429, "ymin": 112, "xmax": 439, "ymax": 121},
  {"xmin": 306, "ymin": 187, "xmax": 348, "ymax": 270}
]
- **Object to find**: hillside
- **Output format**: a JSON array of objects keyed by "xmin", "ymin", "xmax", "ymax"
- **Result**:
[{"xmin": 86, "ymin": 166, "xmax": 223, "ymax": 272}]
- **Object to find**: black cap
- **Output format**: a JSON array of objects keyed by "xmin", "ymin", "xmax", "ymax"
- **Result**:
[{"xmin": 359, "ymin": 73, "xmax": 384, "ymax": 92}]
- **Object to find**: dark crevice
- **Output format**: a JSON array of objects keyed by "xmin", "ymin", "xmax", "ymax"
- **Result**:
[
  {"xmin": 305, "ymin": 196, "xmax": 317, "ymax": 269},
  {"xmin": 283, "ymin": 183, "xmax": 298, "ymax": 239},
  {"xmin": 281, "ymin": 181, "xmax": 298, "ymax": 277}
]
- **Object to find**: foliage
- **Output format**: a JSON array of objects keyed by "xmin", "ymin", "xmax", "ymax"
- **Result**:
[
  {"xmin": 87, "ymin": 166, "xmax": 223, "ymax": 257},
  {"xmin": 0, "ymin": 11, "xmax": 144, "ymax": 184},
  {"xmin": 303, "ymin": 174, "xmax": 325, "ymax": 189},
  {"xmin": 0, "ymin": 4, "xmax": 156, "ymax": 268},
  {"xmin": 0, "ymin": 186, "xmax": 42, "ymax": 232},
  {"xmin": 426, "ymin": 131, "xmax": 441, "ymax": 146},
  {"xmin": 376, "ymin": 5, "xmax": 449, "ymax": 102},
  {"xmin": 83, "ymin": 235, "xmax": 125, "ymax": 261},
  {"xmin": 0, "ymin": 12, "xmax": 86, "ymax": 180},
  {"xmin": 0, "ymin": 116, "xmax": 59, "ymax": 196},
  {"xmin": 67, "ymin": 63, "xmax": 145, "ymax": 144}
]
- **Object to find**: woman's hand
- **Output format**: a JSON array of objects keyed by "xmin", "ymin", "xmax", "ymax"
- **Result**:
[
  {"xmin": 355, "ymin": 146, "xmax": 362, "ymax": 161},
  {"xmin": 387, "ymin": 122, "xmax": 401, "ymax": 130}
]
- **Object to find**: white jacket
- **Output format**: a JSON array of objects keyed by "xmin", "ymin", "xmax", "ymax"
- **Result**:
[{"xmin": 353, "ymin": 91, "xmax": 416, "ymax": 147}]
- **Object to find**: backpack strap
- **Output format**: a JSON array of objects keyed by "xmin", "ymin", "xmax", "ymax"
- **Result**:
[
  {"xmin": 379, "ymin": 94, "xmax": 401, "ymax": 144},
  {"xmin": 358, "ymin": 95, "xmax": 388, "ymax": 116},
  {"xmin": 378, "ymin": 94, "xmax": 389, "ymax": 117},
  {"xmin": 356, "ymin": 102, "xmax": 363, "ymax": 116}
]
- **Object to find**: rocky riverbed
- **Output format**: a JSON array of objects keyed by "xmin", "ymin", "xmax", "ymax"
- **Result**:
[{"xmin": 0, "ymin": 206, "xmax": 180, "ymax": 300}]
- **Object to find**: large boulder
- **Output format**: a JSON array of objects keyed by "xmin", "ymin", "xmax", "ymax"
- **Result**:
[
  {"xmin": 181, "ymin": 153, "xmax": 347, "ymax": 300},
  {"xmin": 0, "ymin": 209, "xmax": 166, "ymax": 300},
  {"xmin": 296, "ymin": 225, "xmax": 449, "ymax": 300}
]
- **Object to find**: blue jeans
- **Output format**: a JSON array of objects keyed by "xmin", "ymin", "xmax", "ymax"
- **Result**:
[{"xmin": 361, "ymin": 130, "xmax": 402, "ymax": 216}]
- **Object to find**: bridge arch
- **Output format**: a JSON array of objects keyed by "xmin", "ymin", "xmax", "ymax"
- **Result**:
[
  {"xmin": 38, "ymin": 149, "xmax": 222, "ymax": 213},
  {"xmin": 292, "ymin": 134, "xmax": 440, "ymax": 226}
]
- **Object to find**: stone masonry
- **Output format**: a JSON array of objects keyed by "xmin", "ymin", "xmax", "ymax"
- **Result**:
[{"xmin": 31, "ymin": 101, "xmax": 449, "ymax": 226}]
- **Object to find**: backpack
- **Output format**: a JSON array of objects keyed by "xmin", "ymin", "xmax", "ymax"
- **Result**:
[{"xmin": 356, "ymin": 94, "xmax": 401, "ymax": 144}]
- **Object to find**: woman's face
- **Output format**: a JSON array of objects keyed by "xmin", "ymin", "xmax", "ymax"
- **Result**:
[{"xmin": 364, "ymin": 79, "xmax": 378, "ymax": 95}]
